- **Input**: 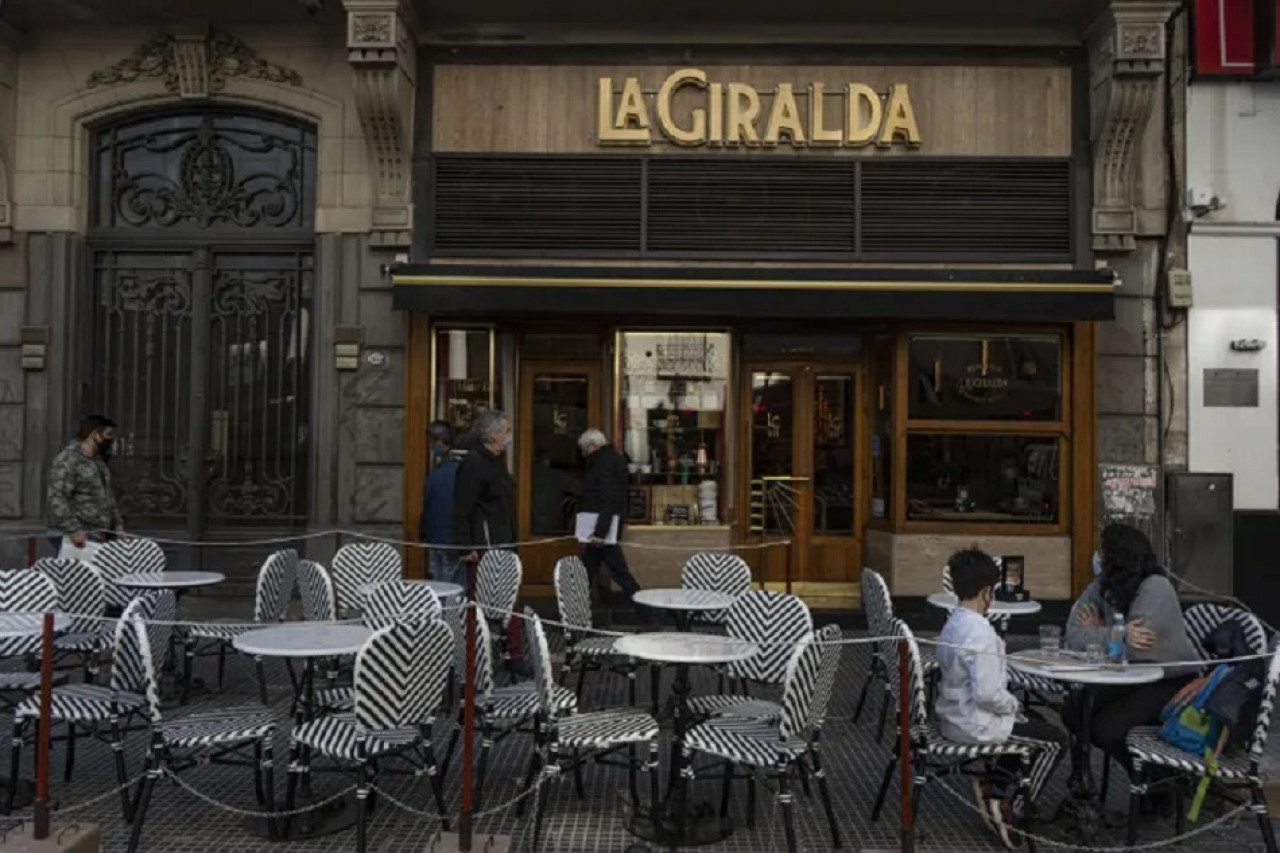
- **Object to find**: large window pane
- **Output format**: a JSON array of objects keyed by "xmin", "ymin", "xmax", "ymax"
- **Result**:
[
  {"xmin": 434, "ymin": 328, "xmax": 501, "ymax": 436},
  {"xmin": 618, "ymin": 332, "xmax": 729, "ymax": 525},
  {"xmin": 905, "ymin": 434, "xmax": 1060, "ymax": 524},
  {"xmin": 908, "ymin": 334, "xmax": 1062, "ymax": 422},
  {"xmin": 869, "ymin": 337, "xmax": 894, "ymax": 520},
  {"xmin": 813, "ymin": 375, "xmax": 855, "ymax": 535},
  {"xmin": 529, "ymin": 373, "xmax": 590, "ymax": 535},
  {"xmin": 750, "ymin": 371, "xmax": 796, "ymax": 535}
]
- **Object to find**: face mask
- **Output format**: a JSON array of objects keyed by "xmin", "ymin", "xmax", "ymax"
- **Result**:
[
  {"xmin": 432, "ymin": 445, "xmax": 447, "ymax": 459},
  {"xmin": 98, "ymin": 436, "xmax": 115, "ymax": 460},
  {"xmin": 1092, "ymin": 551, "xmax": 1103, "ymax": 578}
]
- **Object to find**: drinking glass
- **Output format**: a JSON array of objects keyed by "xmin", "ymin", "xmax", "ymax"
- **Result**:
[
  {"xmin": 1039, "ymin": 624, "xmax": 1062, "ymax": 654},
  {"xmin": 1085, "ymin": 643, "xmax": 1104, "ymax": 665}
]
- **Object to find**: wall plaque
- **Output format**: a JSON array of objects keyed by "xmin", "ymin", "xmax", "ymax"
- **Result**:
[{"xmin": 1203, "ymin": 368, "xmax": 1259, "ymax": 408}]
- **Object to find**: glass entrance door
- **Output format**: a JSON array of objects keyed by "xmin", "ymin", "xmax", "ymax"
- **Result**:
[
  {"xmin": 744, "ymin": 363, "xmax": 862, "ymax": 588},
  {"xmin": 517, "ymin": 361, "xmax": 602, "ymax": 586}
]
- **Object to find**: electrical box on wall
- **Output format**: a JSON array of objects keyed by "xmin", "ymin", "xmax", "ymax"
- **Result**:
[{"xmin": 1167, "ymin": 268, "xmax": 1194, "ymax": 309}]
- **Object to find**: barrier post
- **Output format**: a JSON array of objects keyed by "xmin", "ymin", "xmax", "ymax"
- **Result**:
[
  {"xmin": 459, "ymin": 561, "xmax": 477, "ymax": 852},
  {"xmin": 27, "ymin": 536, "xmax": 36, "ymax": 568},
  {"xmin": 33, "ymin": 612, "xmax": 53, "ymax": 839},
  {"xmin": 898, "ymin": 639, "xmax": 914, "ymax": 853}
]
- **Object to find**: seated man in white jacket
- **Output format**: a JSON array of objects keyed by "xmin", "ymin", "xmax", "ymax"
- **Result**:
[{"xmin": 936, "ymin": 548, "xmax": 1069, "ymax": 848}]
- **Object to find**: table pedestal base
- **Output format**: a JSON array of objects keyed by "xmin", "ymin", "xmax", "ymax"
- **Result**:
[
  {"xmin": 244, "ymin": 795, "xmax": 357, "ymax": 841},
  {"xmin": 625, "ymin": 798, "xmax": 732, "ymax": 847}
]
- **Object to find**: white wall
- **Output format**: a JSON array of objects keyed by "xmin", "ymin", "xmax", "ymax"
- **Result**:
[{"xmin": 1186, "ymin": 82, "xmax": 1280, "ymax": 509}]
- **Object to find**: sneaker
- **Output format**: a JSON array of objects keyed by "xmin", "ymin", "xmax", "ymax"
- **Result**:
[{"xmin": 986, "ymin": 797, "xmax": 1019, "ymax": 849}]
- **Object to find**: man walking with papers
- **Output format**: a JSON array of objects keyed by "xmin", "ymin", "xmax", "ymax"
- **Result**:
[{"xmin": 577, "ymin": 429, "xmax": 656, "ymax": 626}]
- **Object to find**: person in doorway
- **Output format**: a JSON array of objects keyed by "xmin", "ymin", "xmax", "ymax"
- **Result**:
[
  {"xmin": 451, "ymin": 409, "xmax": 528, "ymax": 676},
  {"xmin": 46, "ymin": 415, "xmax": 125, "ymax": 554},
  {"xmin": 419, "ymin": 420, "xmax": 465, "ymax": 587},
  {"xmin": 936, "ymin": 547, "xmax": 1067, "ymax": 848},
  {"xmin": 577, "ymin": 429, "xmax": 656, "ymax": 627},
  {"xmin": 1063, "ymin": 523, "xmax": 1198, "ymax": 798}
]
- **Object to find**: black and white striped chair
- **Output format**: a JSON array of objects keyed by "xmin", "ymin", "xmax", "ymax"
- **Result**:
[
  {"xmin": 297, "ymin": 559, "xmax": 337, "ymax": 623},
  {"xmin": 331, "ymin": 541, "xmax": 401, "ymax": 618},
  {"xmin": 94, "ymin": 538, "xmax": 166, "ymax": 612},
  {"xmin": 686, "ymin": 589, "xmax": 812, "ymax": 722},
  {"xmin": 681, "ymin": 627, "xmax": 841, "ymax": 853},
  {"xmin": 284, "ymin": 618, "xmax": 454, "ymax": 853},
  {"xmin": 856, "ymin": 567, "xmax": 940, "ymax": 742},
  {"xmin": 554, "ymin": 556, "xmax": 633, "ymax": 706},
  {"xmin": 118, "ymin": 611, "xmax": 280, "ymax": 852},
  {"xmin": 681, "ymin": 553, "xmax": 752, "ymax": 628},
  {"xmin": 522, "ymin": 609, "xmax": 660, "ymax": 850},
  {"xmin": 182, "ymin": 549, "xmax": 297, "ymax": 704},
  {"xmin": 1123, "ymin": 637, "xmax": 1280, "ymax": 852},
  {"xmin": 1185, "ymin": 603, "xmax": 1269, "ymax": 660},
  {"xmin": 871, "ymin": 618, "xmax": 1040, "ymax": 850},
  {"xmin": 477, "ymin": 549, "xmax": 522, "ymax": 671},
  {"xmin": 36, "ymin": 557, "xmax": 109, "ymax": 684},
  {"xmin": 0, "ymin": 570, "xmax": 66, "ymax": 709},
  {"xmin": 6, "ymin": 590, "xmax": 176, "ymax": 815}
]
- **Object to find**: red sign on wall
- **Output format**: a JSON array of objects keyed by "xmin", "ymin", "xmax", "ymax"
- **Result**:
[{"xmin": 1194, "ymin": 0, "xmax": 1257, "ymax": 76}]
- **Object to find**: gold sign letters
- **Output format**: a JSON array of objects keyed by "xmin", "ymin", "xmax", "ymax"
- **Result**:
[{"xmin": 597, "ymin": 68, "xmax": 922, "ymax": 148}]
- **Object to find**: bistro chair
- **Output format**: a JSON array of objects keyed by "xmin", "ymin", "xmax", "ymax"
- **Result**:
[
  {"xmin": 870, "ymin": 618, "xmax": 1041, "ymax": 851},
  {"xmin": 297, "ymin": 559, "xmax": 338, "ymax": 623},
  {"xmin": 856, "ymin": 568, "xmax": 940, "ymax": 743},
  {"xmin": 120, "ymin": 610, "xmax": 279, "ymax": 852},
  {"xmin": 182, "ymin": 549, "xmax": 297, "ymax": 704},
  {"xmin": 284, "ymin": 618, "xmax": 455, "ymax": 853},
  {"xmin": 554, "ymin": 555, "xmax": 634, "ymax": 706},
  {"xmin": 476, "ymin": 549, "xmax": 523, "ymax": 672},
  {"xmin": 521, "ymin": 609, "xmax": 660, "ymax": 851},
  {"xmin": 94, "ymin": 538, "xmax": 166, "ymax": 612},
  {"xmin": 0, "ymin": 570, "xmax": 66, "ymax": 709},
  {"xmin": 35, "ymin": 557, "xmax": 109, "ymax": 683},
  {"xmin": 331, "ymin": 541, "xmax": 402, "ymax": 618},
  {"xmin": 681, "ymin": 627, "xmax": 841, "ymax": 853},
  {"xmin": 681, "ymin": 553, "xmax": 752, "ymax": 628},
  {"xmin": 6, "ymin": 590, "xmax": 175, "ymax": 815},
  {"xmin": 1123, "ymin": 635, "xmax": 1280, "ymax": 852}
]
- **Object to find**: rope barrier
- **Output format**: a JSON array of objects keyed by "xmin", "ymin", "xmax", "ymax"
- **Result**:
[
  {"xmin": 166, "ymin": 771, "xmax": 359, "ymax": 819},
  {"xmin": 0, "ymin": 771, "xmax": 146, "ymax": 824}
]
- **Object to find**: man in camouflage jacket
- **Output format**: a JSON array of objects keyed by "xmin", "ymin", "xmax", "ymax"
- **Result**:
[{"xmin": 47, "ymin": 415, "xmax": 123, "ymax": 550}]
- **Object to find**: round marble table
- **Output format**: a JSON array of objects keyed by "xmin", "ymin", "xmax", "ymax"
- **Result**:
[
  {"xmin": 633, "ymin": 588, "xmax": 737, "ymax": 631},
  {"xmin": 358, "ymin": 579, "xmax": 464, "ymax": 600},
  {"xmin": 114, "ymin": 571, "xmax": 226, "ymax": 590},
  {"xmin": 616, "ymin": 632, "xmax": 759, "ymax": 847},
  {"xmin": 926, "ymin": 591, "xmax": 1042, "ymax": 618},
  {"xmin": 0, "ymin": 612, "xmax": 68, "ymax": 638}
]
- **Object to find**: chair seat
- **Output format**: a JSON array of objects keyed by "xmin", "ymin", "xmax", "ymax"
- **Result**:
[
  {"xmin": 53, "ymin": 632, "xmax": 105, "ymax": 653},
  {"xmin": 15, "ymin": 683, "xmax": 146, "ymax": 723},
  {"xmin": 687, "ymin": 694, "xmax": 783, "ymax": 720},
  {"xmin": 292, "ymin": 713, "xmax": 422, "ymax": 761},
  {"xmin": 915, "ymin": 722, "xmax": 1034, "ymax": 761},
  {"xmin": 921, "ymin": 651, "xmax": 939, "ymax": 674},
  {"xmin": 316, "ymin": 686, "xmax": 355, "ymax": 712},
  {"xmin": 1127, "ymin": 727, "xmax": 1254, "ymax": 780},
  {"xmin": 187, "ymin": 622, "xmax": 252, "ymax": 641},
  {"xmin": 569, "ymin": 636, "xmax": 621, "ymax": 657},
  {"xmin": 160, "ymin": 706, "xmax": 275, "ymax": 748},
  {"xmin": 0, "ymin": 671, "xmax": 69, "ymax": 692},
  {"xmin": 489, "ymin": 683, "xmax": 577, "ymax": 718},
  {"xmin": 556, "ymin": 709, "xmax": 658, "ymax": 749},
  {"xmin": 1008, "ymin": 667, "xmax": 1066, "ymax": 696},
  {"xmin": 685, "ymin": 717, "xmax": 806, "ymax": 768}
]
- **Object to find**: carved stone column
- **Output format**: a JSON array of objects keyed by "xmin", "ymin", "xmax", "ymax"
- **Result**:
[
  {"xmin": 343, "ymin": 0, "xmax": 417, "ymax": 249},
  {"xmin": 1088, "ymin": 1, "xmax": 1180, "ymax": 253}
]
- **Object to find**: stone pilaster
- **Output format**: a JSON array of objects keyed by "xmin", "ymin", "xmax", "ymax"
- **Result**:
[{"xmin": 343, "ymin": 0, "xmax": 417, "ymax": 249}]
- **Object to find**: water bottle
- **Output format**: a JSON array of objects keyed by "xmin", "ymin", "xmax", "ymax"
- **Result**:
[{"xmin": 1108, "ymin": 612, "xmax": 1128, "ymax": 664}]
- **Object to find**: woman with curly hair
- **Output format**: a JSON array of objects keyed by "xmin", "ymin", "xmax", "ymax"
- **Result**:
[{"xmin": 1062, "ymin": 523, "xmax": 1198, "ymax": 786}]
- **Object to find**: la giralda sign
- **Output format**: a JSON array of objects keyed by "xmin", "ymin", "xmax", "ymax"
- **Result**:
[{"xmin": 596, "ymin": 68, "xmax": 923, "ymax": 148}]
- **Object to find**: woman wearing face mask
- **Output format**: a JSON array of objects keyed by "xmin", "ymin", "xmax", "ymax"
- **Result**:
[{"xmin": 1062, "ymin": 523, "xmax": 1198, "ymax": 795}]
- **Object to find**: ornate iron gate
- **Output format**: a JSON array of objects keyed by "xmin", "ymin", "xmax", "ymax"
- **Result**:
[{"xmin": 88, "ymin": 109, "xmax": 316, "ymax": 543}]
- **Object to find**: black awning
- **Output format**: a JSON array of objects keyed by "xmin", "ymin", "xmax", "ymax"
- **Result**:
[{"xmin": 390, "ymin": 264, "xmax": 1117, "ymax": 322}]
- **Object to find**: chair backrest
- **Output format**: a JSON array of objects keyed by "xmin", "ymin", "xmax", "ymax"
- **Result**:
[
  {"xmin": 1246, "ymin": 636, "xmax": 1280, "ymax": 756},
  {"xmin": 779, "ymin": 630, "xmax": 826, "ymax": 742},
  {"xmin": 940, "ymin": 564, "xmax": 953, "ymax": 595},
  {"xmin": 0, "ymin": 570, "xmax": 60, "ymax": 657},
  {"xmin": 35, "ymin": 557, "xmax": 106, "ymax": 635},
  {"xmin": 95, "ymin": 538, "xmax": 165, "ymax": 608},
  {"xmin": 476, "ymin": 550, "xmax": 522, "ymax": 623},
  {"xmin": 861, "ymin": 567, "xmax": 894, "ymax": 640},
  {"xmin": 809, "ymin": 623, "xmax": 844, "ymax": 730},
  {"xmin": 364, "ymin": 581, "xmax": 442, "ymax": 630},
  {"xmin": 526, "ymin": 608, "xmax": 556, "ymax": 717},
  {"xmin": 470, "ymin": 604, "xmax": 496, "ymax": 701},
  {"xmin": 297, "ymin": 560, "xmax": 337, "ymax": 623},
  {"xmin": 681, "ymin": 553, "xmax": 751, "ymax": 623},
  {"xmin": 119, "ymin": 613, "xmax": 165, "ymax": 723},
  {"xmin": 1184, "ymin": 603, "xmax": 1270, "ymax": 661},
  {"xmin": 724, "ymin": 590, "xmax": 813, "ymax": 683},
  {"xmin": 353, "ymin": 619, "xmax": 453, "ymax": 734},
  {"xmin": 332, "ymin": 542, "xmax": 402, "ymax": 617},
  {"xmin": 885, "ymin": 618, "xmax": 929, "ymax": 729},
  {"xmin": 253, "ymin": 549, "xmax": 297, "ymax": 624},
  {"xmin": 554, "ymin": 556, "xmax": 592, "ymax": 633}
]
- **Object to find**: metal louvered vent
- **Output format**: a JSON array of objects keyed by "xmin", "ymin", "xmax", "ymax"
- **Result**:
[
  {"xmin": 646, "ymin": 158, "xmax": 857, "ymax": 254},
  {"xmin": 432, "ymin": 156, "xmax": 642, "ymax": 253},
  {"xmin": 860, "ymin": 159, "xmax": 1072, "ymax": 260},
  {"xmin": 429, "ymin": 154, "xmax": 1073, "ymax": 261}
]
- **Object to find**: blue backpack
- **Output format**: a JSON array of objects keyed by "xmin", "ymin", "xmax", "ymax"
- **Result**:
[{"xmin": 1158, "ymin": 664, "xmax": 1233, "ymax": 756}]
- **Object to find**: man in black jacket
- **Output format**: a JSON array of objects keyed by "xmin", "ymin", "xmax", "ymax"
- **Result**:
[{"xmin": 578, "ymin": 428, "xmax": 654, "ymax": 624}]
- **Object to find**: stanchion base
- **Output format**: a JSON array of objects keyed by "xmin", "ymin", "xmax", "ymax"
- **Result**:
[
  {"xmin": 625, "ymin": 799, "xmax": 732, "ymax": 847},
  {"xmin": 426, "ymin": 832, "xmax": 512, "ymax": 852},
  {"xmin": 3, "ymin": 821, "xmax": 101, "ymax": 852},
  {"xmin": 243, "ymin": 795, "xmax": 357, "ymax": 840}
]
